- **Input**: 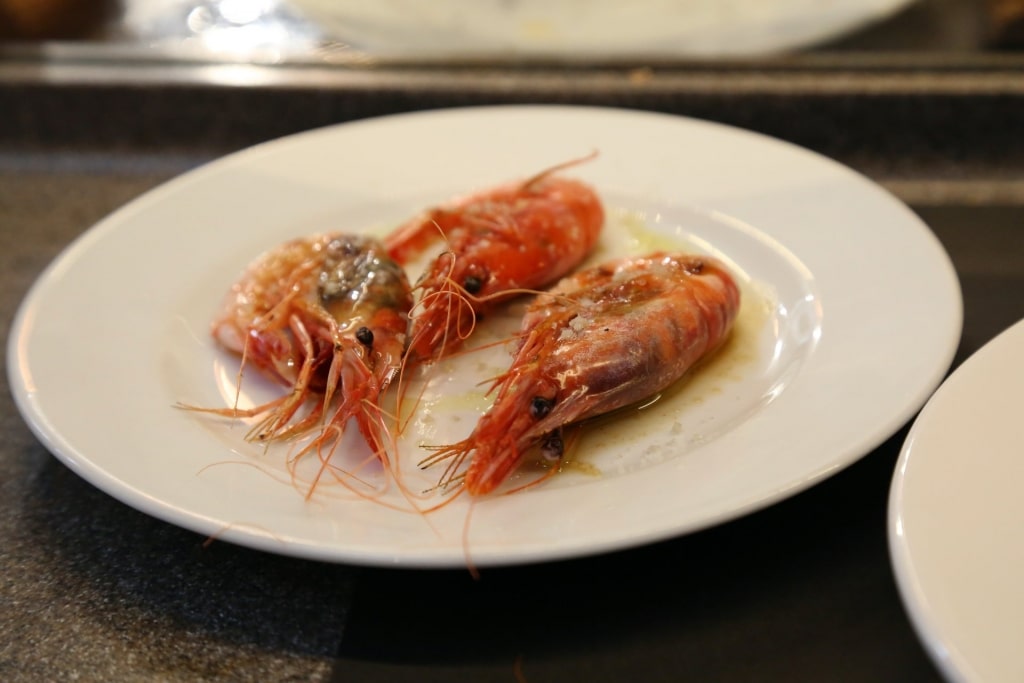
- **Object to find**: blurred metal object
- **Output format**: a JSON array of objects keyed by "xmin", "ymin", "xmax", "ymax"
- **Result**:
[{"xmin": 115, "ymin": 0, "xmax": 325, "ymax": 62}]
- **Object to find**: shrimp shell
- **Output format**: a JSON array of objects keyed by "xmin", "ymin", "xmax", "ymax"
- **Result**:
[
  {"xmin": 424, "ymin": 251, "xmax": 741, "ymax": 496},
  {"xmin": 194, "ymin": 233, "xmax": 412, "ymax": 471},
  {"xmin": 384, "ymin": 165, "xmax": 604, "ymax": 364}
]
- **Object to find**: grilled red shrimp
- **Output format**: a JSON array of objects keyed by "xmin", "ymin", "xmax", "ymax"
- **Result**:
[
  {"xmin": 423, "ymin": 252, "xmax": 741, "ymax": 496},
  {"xmin": 194, "ymin": 233, "xmax": 412, "ymax": 463},
  {"xmin": 384, "ymin": 164, "xmax": 604, "ymax": 364}
]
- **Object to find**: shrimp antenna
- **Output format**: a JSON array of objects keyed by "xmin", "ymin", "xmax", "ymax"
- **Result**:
[
  {"xmin": 233, "ymin": 327, "xmax": 250, "ymax": 412},
  {"xmin": 462, "ymin": 497, "xmax": 481, "ymax": 580},
  {"xmin": 394, "ymin": 250, "xmax": 477, "ymax": 435},
  {"xmin": 521, "ymin": 150, "xmax": 599, "ymax": 190}
]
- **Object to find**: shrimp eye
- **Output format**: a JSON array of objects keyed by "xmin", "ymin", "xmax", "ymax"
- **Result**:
[
  {"xmin": 463, "ymin": 275, "xmax": 484, "ymax": 295},
  {"xmin": 355, "ymin": 326, "xmax": 374, "ymax": 347},
  {"xmin": 530, "ymin": 396, "xmax": 554, "ymax": 419}
]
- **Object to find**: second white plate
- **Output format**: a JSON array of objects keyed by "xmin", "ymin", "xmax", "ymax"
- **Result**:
[
  {"xmin": 9, "ymin": 105, "xmax": 961, "ymax": 568},
  {"xmin": 890, "ymin": 319, "xmax": 1024, "ymax": 683}
]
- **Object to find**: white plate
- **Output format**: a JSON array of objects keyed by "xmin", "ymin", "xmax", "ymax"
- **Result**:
[
  {"xmin": 890, "ymin": 319, "xmax": 1024, "ymax": 683},
  {"xmin": 291, "ymin": 0, "xmax": 915, "ymax": 58},
  {"xmin": 9, "ymin": 105, "xmax": 960, "ymax": 568}
]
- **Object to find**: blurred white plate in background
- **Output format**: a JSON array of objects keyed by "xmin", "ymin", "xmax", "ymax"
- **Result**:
[
  {"xmin": 117, "ymin": 0, "xmax": 918, "ymax": 60},
  {"xmin": 290, "ymin": 0, "xmax": 917, "ymax": 57}
]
